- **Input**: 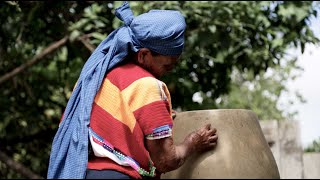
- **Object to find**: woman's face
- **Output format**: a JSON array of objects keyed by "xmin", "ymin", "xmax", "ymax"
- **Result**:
[{"xmin": 136, "ymin": 48, "xmax": 181, "ymax": 78}]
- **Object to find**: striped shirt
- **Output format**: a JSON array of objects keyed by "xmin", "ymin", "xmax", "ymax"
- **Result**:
[{"xmin": 87, "ymin": 62, "xmax": 173, "ymax": 178}]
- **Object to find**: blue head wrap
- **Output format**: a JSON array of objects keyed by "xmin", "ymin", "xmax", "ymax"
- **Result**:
[{"xmin": 47, "ymin": 2, "xmax": 186, "ymax": 179}]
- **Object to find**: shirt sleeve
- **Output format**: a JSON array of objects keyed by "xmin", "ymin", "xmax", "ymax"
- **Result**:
[{"xmin": 128, "ymin": 77, "xmax": 173, "ymax": 140}]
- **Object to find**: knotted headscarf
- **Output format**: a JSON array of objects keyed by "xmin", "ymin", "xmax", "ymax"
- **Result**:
[{"xmin": 47, "ymin": 1, "xmax": 186, "ymax": 179}]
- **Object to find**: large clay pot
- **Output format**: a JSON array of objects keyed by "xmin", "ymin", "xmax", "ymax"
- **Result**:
[{"xmin": 161, "ymin": 109, "xmax": 280, "ymax": 179}]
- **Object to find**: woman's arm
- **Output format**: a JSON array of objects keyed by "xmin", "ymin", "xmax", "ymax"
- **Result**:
[{"xmin": 146, "ymin": 124, "xmax": 218, "ymax": 173}]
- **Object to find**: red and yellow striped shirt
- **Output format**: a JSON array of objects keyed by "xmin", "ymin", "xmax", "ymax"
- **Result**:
[{"xmin": 87, "ymin": 62, "xmax": 173, "ymax": 178}]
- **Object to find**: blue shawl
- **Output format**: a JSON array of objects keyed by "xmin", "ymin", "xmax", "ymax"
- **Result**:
[{"xmin": 47, "ymin": 1, "xmax": 186, "ymax": 178}]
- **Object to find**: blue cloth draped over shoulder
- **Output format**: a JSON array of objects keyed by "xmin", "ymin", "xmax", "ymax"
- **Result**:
[{"xmin": 47, "ymin": 1, "xmax": 186, "ymax": 179}]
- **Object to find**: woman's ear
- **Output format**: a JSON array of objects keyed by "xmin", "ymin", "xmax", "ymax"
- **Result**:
[{"xmin": 137, "ymin": 48, "xmax": 151, "ymax": 64}]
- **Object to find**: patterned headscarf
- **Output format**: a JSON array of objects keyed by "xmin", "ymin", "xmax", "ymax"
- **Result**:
[{"xmin": 47, "ymin": 1, "xmax": 186, "ymax": 179}]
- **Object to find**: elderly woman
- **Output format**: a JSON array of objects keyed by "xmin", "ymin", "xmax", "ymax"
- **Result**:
[{"xmin": 47, "ymin": 2, "xmax": 218, "ymax": 179}]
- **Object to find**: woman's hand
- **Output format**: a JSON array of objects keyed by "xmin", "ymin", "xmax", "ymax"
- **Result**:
[{"xmin": 184, "ymin": 124, "xmax": 218, "ymax": 153}]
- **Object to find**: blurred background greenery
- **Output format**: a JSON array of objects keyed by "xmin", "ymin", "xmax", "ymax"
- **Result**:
[{"xmin": 0, "ymin": 1, "xmax": 319, "ymax": 178}]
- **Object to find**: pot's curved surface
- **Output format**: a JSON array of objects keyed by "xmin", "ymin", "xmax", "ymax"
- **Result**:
[{"xmin": 161, "ymin": 109, "xmax": 280, "ymax": 179}]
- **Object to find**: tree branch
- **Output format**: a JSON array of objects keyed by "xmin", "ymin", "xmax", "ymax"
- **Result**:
[
  {"xmin": 0, "ymin": 150, "xmax": 43, "ymax": 179},
  {"xmin": 0, "ymin": 36, "xmax": 69, "ymax": 85},
  {"xmin": 78, "ymin": 34, "xmax": 96, "ymax": 53}
]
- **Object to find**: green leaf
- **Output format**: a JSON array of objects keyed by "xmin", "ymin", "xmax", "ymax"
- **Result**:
[
  {"xmin": 223, "ymin": 7, "xmax": 233, "ymax": 15},
  {"xmin": 278, "ymin": 4, "xmax": 296, "ymax": 18},
  {"xmin": 215, "ymin": 51, "xmax": 227, "ymax": 63},
  {"xmin": 69, "ymin": 30, "xmax": 81, "ymax": 42},
  {"xmin": 91, "ymin": 32, "xmax": 107, "ymax": 41},
  {"xmin": 208, "ymin": 25, "xmax": 216, "ymax": 33},
  {"xmin": 271, "ymin": 38, "xmax": 284, "ymax": 48}
]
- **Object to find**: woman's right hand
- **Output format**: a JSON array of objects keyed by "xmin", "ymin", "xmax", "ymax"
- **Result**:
[{"xmin": 184, "ymin": 123, "xmax": 218, "ymax": 153}]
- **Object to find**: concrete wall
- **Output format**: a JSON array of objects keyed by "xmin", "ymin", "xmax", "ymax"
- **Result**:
[
  {"xmin": 279, "ymin": 120, "xmax": 304, "ymax": 179},
  {"xmin": 259, "ymin": 120, "xmax": 320, "ymax": 179},
  {"xmin": 259, "ymin": 120, "xmax": 281, "ymax": 173},
  {"xmin": 303, "ymin": 153, "xmax": 320, "ymax": 179}
]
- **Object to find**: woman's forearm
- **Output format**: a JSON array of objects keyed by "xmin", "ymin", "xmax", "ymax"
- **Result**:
[
  {"xmin": 147, "ymin": 131, "xmax": 201, "ymax": 173},
  {"xmin": 146, "ymin": 124, "xmax": 218, "ymax": 174}
]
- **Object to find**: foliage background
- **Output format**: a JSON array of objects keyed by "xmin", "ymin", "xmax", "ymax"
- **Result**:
[{"xmin": 0, "ymin": 1, "xmax": 319, "ymax": 178}]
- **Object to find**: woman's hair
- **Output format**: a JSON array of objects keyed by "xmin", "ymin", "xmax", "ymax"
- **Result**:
[{"xmin": 124, "ymin": 49, "xmax": 160, "ymax": 65}]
